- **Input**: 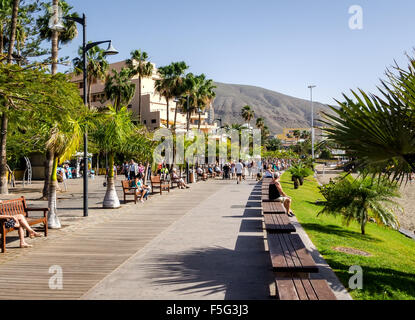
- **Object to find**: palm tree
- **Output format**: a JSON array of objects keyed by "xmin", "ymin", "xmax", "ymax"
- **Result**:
[
  {"xmin": 36, "ymin": 0, "xmax": 78, "ymax": 199},
  {"xmin": 91, "ymin": 105, "xmax": 138, "ymax": 208},
  {"xmin": 241, "ymin": 105, "xmax": 254, "ymax": 126},
  {"xmin": 154, "ymin": 65, "xmax": 173, "ymax": 128},
  {"xmin": 169, "ymin": 61, "xmax": 188, "ymax": 129},
  {"xmin": 197, "ymin": 77, "xmax": 216, "ymax": 130},
  {"xmin": 73, "ymin": 44, "xmax": 108, "ymax": 108},
  {"xmin": 45, "ymin": 116, "xmax": 82, "ymax": 228},
  {"xmin": 318, "ymin": 175, "xmax": 402, "ymax": 235},
  {"xmin": 36, "ymin": 0, "xmax": 79, "ymax": 74},
  {"xmin": 293, "ymin": 129, "xmax": 301, "ymax": 142},
  {"xmin": 104, "ymin": 67, "xmax": 136, "ymax": 112},
  {"xmin": 256, "ymin": 117, "xmax": 265, "ymax": 130},
  {"xmin": 126, "ymin": 49, "xmax": 153, "ymax": 122}
]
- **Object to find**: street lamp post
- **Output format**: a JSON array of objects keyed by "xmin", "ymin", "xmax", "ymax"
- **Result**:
[
  {"xmin": 308, "ymin": 85, "xmax": 316, "ymax": 159},
  {"xmin": 52, "ymin": 14, "xmax": 118, "ymax": 217}
]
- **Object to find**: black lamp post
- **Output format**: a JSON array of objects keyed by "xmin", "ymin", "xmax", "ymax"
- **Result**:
[{"xmin": 52, "ymin": 14, "xmax": 118, "ymax": 217}]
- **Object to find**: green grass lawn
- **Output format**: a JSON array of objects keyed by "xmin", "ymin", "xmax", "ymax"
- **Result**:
[{"xmin": 280, "ymin": 172, "xmax": 415, "ymax": 300}]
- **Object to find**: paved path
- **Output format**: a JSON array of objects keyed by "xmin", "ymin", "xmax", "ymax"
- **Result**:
[
  {"xmin": 0, "ymin": 178, "xmax": 236, "ymax": 299},
  {"xmin": 83, "ymin": 179, "xmax": 274, "ymax": 300}
]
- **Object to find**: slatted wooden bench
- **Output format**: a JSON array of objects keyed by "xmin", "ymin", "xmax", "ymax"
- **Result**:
[
  {"xmin": 262, "ymin": 201, "xmax": 286, "ymax": 213},
  {"xmin": 267, "ymin": 233, "xmax": 319, "ymax": 273},
  {"xmin": 121, "ymin": 180, "xmax": 142, "ymax": 204},
  {"xmin": 150, "ymin": 175, "xmax": 170, "ymax": 195},
  {"xmin": 0, "ymin": 197, "xmax": 48, "ymax": 253},
  {"xmin": 275, "ymin": 275, "xmax": 337, "ymax": 300},
  {"xmin": 264, "ymin": 213, "xmax": 295, "ymax": 233}
]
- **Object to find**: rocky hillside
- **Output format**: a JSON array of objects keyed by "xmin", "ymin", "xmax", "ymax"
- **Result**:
[{"xmin": 213, "ymin": 82, "xmax": 333, "ymax": 134}]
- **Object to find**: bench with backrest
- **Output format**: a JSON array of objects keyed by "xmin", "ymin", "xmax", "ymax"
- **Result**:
[
  {"xmin": 0, "ymin": 197, "xmax": 48, "ymax": 253},
  {"xmin": 121, "ymin": 180, "xmax": 142, "ymax": 204},
  {"xmin": 150, "ymin": 175, "xmax": 170, "ymax": 195}
]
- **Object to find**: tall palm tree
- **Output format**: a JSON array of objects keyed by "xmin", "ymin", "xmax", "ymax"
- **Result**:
[
  {"xmin": 180, "ymin": 73, "xmax": 198, "ymax": 131},
  {"xmin": 0, "ymin": 0, "xmax": 18, "ymax": 194},
  {"xmin": 126, "ymin": 49, "xmax": 153, "ymax": 122},
  {"xmin": 169, "ymin": 61, "xmax": 188, "ymax": 129},
  {"xmin": 197, "ymin": 77, "xmax": 216, "ymax": 130},
  {"xmin": 154, "ymin": 65, "xmax": 173, "ymax": 128},
  {"xmin": 241, "ymin": 105, "xmax": 254, "ymax": 126},
  {"xmin": 73, "ymin": 44, "xmax": 108, "ymax": 108},
  {"xmin": 36, "ymin": 0, "xmax": 78, "ymax": 73},
  {"xmin": 37, "ymin": 0, "xmax": 78, "ymax": 199},
  {"xmin": 104, "ymin": 67, "xmax": 136, "ymax": 112},
  {"xmin": 256, "ymin": 117, "xmax": 265, "ymax": 130}
]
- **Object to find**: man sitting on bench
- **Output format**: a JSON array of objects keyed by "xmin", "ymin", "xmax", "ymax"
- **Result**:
[{"xmin": 269, "ymin": 172, "xmax": 294, "ymax": 217}]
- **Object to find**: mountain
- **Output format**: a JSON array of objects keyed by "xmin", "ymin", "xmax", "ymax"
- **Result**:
[{"xmin": 212, "ymin": 82, "xmax": 333, "ymax": 135}]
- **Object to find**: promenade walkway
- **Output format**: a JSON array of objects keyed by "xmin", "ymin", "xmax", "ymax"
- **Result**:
[{"xmin": 0, "ymin": 176, "xmax": 349, "ymax": 300}]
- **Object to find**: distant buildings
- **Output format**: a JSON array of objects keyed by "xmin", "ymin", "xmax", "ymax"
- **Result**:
[{"xmin": 70, "ymin": 60, "xmax": 218, "ymax": 134}]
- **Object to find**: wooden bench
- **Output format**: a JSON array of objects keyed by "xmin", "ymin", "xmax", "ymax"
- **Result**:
[
  {"xmin": 150, "ymin": 175, "xmax": 170, "ymax": 195},
  {"xmin": 267, "ymin": 233, "xmax": 319, "ymax": 273},
  {"xmin": 121, "ymin": 180, "xmax": 142, "ymax": 204},
  {"xmin": 0, "ymin": 197, "xmax": 48, "ymax": 253},
  {"xmin": 263, "ymin": 213, "xmax": 295, "ymax": 233},
  {"xmin": 262, "ymin": 201, "xmax": 286, "ymax": 213},
  {"xmin": 275, "ymin": 275, "xmax": 337, "ymax": 300}
]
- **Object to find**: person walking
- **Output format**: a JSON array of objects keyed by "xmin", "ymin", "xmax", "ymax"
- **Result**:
[
  {"xmin": 128, "ymin": 160, "xmax": 138, "ymax": 180},
  {"xmin": 235, "ymin": 160, "xmax": 243, "ymax": 184}
]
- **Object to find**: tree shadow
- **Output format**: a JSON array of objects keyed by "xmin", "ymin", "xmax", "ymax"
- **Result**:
[
  {"xmin": 146, "ymin": 236, "xmax": 274, "ymax": 300},
  {"xmin": 301, "ymin": 223, "xmax": 382, "ymax": 243}
]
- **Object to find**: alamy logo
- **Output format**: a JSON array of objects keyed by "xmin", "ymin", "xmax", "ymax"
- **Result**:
[
  {"xmin": 349, "ymin": 5, "xmax": 363, "ymax": 30},
  {"xmin": 48, "ymin": 265, "xmax": 63, "ymax": 290},
  {"xmin": 348, "ymin": 265, "xmax": 363, "ymax": 289},
  {"xmin": 152, "ymin": 128, "xmax": 262, "ymax": 165}
]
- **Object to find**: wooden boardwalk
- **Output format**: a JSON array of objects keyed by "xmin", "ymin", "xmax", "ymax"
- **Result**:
[{"xmin": 0, "ymin": 180, "xmax": 225, "ymax": 300}]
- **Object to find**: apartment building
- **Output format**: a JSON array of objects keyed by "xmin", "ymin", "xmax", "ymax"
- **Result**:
[{"xmin": 70, "ymin": 60, "xmax": 217, "ymax": 133}]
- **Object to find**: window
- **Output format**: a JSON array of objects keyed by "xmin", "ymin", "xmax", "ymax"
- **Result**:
[
  {"xmin": 143, "ymin": 120, "xmax": 147, "ymax": 124},
  {"xmin": 78, "ymin": 82, "xmax": 83, "ymax": 89},
  {"xmin": 151, "ymin": 119, "xmax": 156, "ymax": 124}
]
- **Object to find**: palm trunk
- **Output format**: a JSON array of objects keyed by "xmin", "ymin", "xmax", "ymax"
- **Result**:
[
  {"xmin": 103, "ymin": 152, "xmax": 120, "ymax": 208},
  {"xmin": 0, "ymin": 22, "xmax": 4, "ymax": 55},
  {"xmin": 0, "ymin": 0, "xmax": 19, "ymax": 195},
  {"xmin": 166, "ymin": 98, "xmax": 169, "ymax": 128},
  {"xmin": 42, "ymin": 149, "xmax": 54, "ymax": 199},
  {"xmin": 198, "ymin": 113, "xmax": 201, "ymax": 130},
  {"xmin": 87, "ymin": 78, "xmax": 92, "ymax": 108},
  {"xmin": 0, "ymin": 113, "xmax": 8, "ymax": 194},
  {"xmin": 48, "ymin": 156, "xmax": 61, "ymax": 228},
  {"xmin": 173, "ymin": 102, "xmax": 178, "ymax": 130},
  {"xmin": 43, "ymin": 0, "xmax": 59, "ymax": 199},
  {"xmin": 138, "ymin": 76, "xmax": 142, "ymax": 123},
  {"xmin": 187, "ymin": 110, "xmax": 190, "ymax": 131}
]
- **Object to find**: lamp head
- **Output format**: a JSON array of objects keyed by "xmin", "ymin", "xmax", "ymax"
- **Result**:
[{"xmin": 103, "ymin": 41, "xmax": 119, "ymax": 56}]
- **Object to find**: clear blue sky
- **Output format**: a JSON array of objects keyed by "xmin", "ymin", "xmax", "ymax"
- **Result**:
[{"xmin": 56, "ymin": 0, "xmax": 415, "ymax": 104}]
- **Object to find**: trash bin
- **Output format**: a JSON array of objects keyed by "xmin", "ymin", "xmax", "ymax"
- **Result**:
[{"xmin": 189, "ymin": 171, "xmax": 194, "ymax": 183}]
